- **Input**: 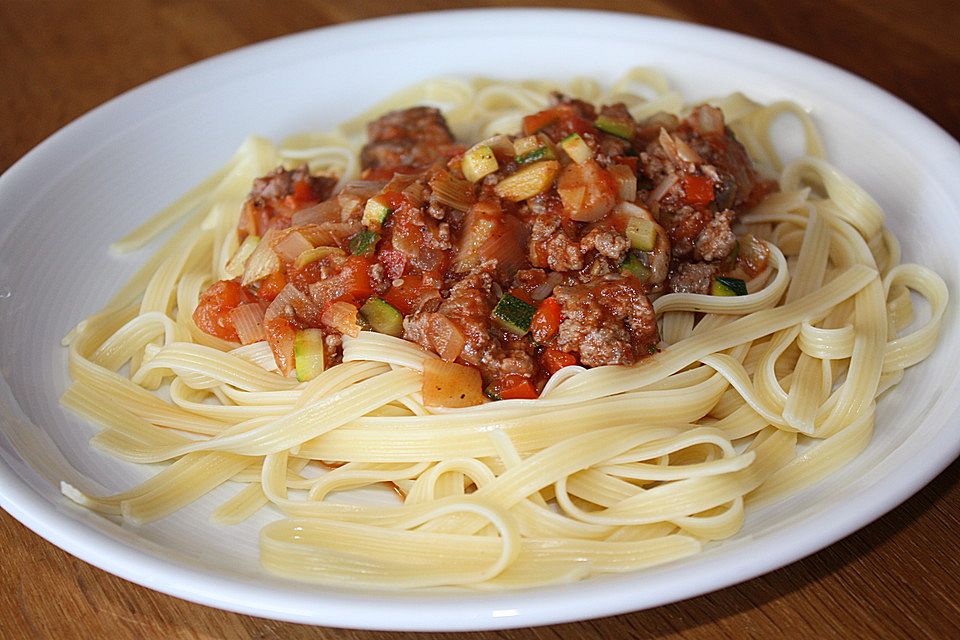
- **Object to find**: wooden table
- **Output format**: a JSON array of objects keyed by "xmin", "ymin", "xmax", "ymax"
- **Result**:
[{"xmin": 1, "ymin": 1, "xmax": 958, "ymax": 638}]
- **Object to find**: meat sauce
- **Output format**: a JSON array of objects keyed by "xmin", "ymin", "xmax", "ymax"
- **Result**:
[{"xmin": 194, "ymin": 98, "xmax": 773, "ymax": 399}]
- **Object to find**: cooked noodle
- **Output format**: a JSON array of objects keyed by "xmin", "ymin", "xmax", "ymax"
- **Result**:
[{"xmin": 60, "ymin": 69, "xmax": 947, "ymax": 589}]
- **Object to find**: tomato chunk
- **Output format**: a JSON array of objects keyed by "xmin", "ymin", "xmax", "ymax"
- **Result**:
[
  {"xmin": 542, "ymin": 348, "xmax": 577, "ymax": 375},
  {"xmin": 682, "ymin": 174, "xmax": 715, "ymax": 206},
  {"xmin": 257, "ymin": 270, "xmax": 287, "ymax": 303},
  {"xmin": 193, "ymin": 280, "xmax": 253, "ymax": 342},
  {"xmin": 530, "ymin": 297, "xmax": 562, "ymax": 344}
]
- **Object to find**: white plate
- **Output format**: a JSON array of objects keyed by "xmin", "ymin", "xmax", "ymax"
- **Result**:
[{"xmin": 0, "ymin": 9, "xmax": 958, "ymax": 631}]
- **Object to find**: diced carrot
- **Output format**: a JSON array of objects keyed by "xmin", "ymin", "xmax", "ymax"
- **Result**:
[
  {"xmin": 530, "ymin": 297, "xmax": 562, "ymax": 344},
  {"xmin": 542, "ymin": 349, "xmax": 577, "ymax": 375},
  {"xmin": 342, "ymin": 256, "xmax": 375, "ymax": 300},
  {"xmin": 682, "ymin": 174, "xmax": 715, "ymax": 206},
  {"xmin": 522, "ymin": 108, "xmax": 560, "ymax": 136},
  {"xmin": 498, "ymin": 375, "xmax": 539, "ymax": 400},
  {"xmin": 282, "ymin": 179, "xmax": 321, "ymax": 210},
  {"xmin": 382, "ymin": 274, "xmax": 437, "ymax": 316},
  {"xmin": 522, "ymin": 106, "xmax": 594, "ymax": 138}
]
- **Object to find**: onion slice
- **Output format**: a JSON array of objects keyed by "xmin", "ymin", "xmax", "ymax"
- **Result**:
[
  {"xmin": 430, "ymin": 315, "xmax": 466, "ymax": 362},
  {"xmin": 241, "ymin": 229, "xmax": 281, "ymax": 286},
  {"xmin": 648, "ymin": 173, "xmax": 679, "ymax": 203},
  {"xmin": 228, "ymin": 303, "xmax": 266, "ymax": 345},
  {"xmin": 274, "ymin": 230, "xmax": 314, "ymax": 261},
  {"xmin": 322, "ymin": 301, "xmax": 361, "ymax": 338}
]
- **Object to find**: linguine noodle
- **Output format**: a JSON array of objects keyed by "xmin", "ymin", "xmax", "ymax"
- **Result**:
[{"xmin": 60, "ymin": 69, "xmax": 947, "ymax": 589}]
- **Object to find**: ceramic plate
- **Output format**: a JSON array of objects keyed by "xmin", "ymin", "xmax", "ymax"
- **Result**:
[{"xmin": 1, "ymin": 9, "xmax": 958, "ymax": 631}]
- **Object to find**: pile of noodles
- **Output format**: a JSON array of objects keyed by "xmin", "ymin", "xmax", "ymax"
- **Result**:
[{"xmin": 60, "ymin": 68, "xmax": 947, "ymax": 589}]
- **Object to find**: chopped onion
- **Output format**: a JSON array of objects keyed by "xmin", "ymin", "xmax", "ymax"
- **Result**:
[
  {"xmin": 429, "ymin": 170, "xmax": 476, "ymax": 212},
  {"xmin": 455, "ymin": 203, "xmax": 527, "ymax": 281},
  {"xmin": 273, "ymin": 230, "xmax": 314, "ymax": 261},
  {"xmin": 298, "ymin": 221, "xmax": 361, "ymax": 249},
  {"xmin": 674, "ymin": 137, "xmax": 702, "ymax": 163},
  {"xmin": 339, "ymin": 180, "xmax": 387, "ymax": 199},
  {"xmin": 480, "ymin": 134, "xmax": 516, "ymax": 158},
  {"xmin": 295, "ymin": 245, "xmax": 344, "ymax": 269},
  {"xmin": 531, "ymin": 271, "xmax": 564, "ymax": 301},
  {"xmin": 241, "ymin": 228, "xmax": 281, "ymax": 286},
  {"xmin": 658, "ymin": 128, "xmax": 679, "ymax": 165},
  {"xmin": 266, "ymin": 283, "xmax": 322, "ymax": 325},
  {"xmin": 321, "ymin": 301, "xmax": 361, "ymax": 338},
  {"xmin": 402, "ymin": 180, "xmax": 427, "ymax": 206},
  {"xmin": 224, "ymin": 234, "xmax": 260, "ymax": 279},
  {"xmin": 228, "ymin": 303, "xmax": 266, "ymax": 345},
  {"xmin": 291, "ymin": 199, "xmax": 342, "ymax": 226},
  {"xmin": 557, "ymin": 161, "xmax": 617, "ymax": 222},
  {"xmin": 696, "ymin": 105, "xmax": 725, "ymax": 135},
  {"xmin": 608, "ymin": 164, "xmax": 637, "ymax": 202},
  {"xmin": 648, "ymin": 173, "xmax": 678, "ymax": 204},
  {"xmin": 429, "ymin": 315, "xmax": 466, "ymax": 362},
  {"xmin": 422, "ymin": 359, "xmax": 484, "ymax": 408}
]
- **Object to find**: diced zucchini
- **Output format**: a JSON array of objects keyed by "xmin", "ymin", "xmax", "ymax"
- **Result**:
[
  {"xmin": 594, "ymin": 114, "xmax": 636, "ymax": 140},
  {"xmin": 491, "ymin": 293, "xmax": 536, "ymax": 336},
  {"xmin": 493, "ymin": 160, "xmax": 560, "ymax": 202},
  {"xmin": 483, "ymin": 384, "xmax": 502, "ymax": 401},
  {"xmin": 513, "ymin": 135, "xmax": 541, "ymax": 157},
  {"xmin": 626, "ymin": 216, "xmax": 658, "ymax": 251},
  {"xmin": 294, "ymin": 246, "xmax": 344, "ymax": 269},
  {"xmin": 294, "ymin": 328, "xmax": 325, "ymax": 382},
  {"xmin": 462, "ymin": 144, "xmax": 499, "ymax": 182},
  {"xmin": 359, "ymin": 297, "xmax": 403, "ymax": 337},
  {"xmin": 559, "ymin": 133, "xmax": 593, "ymax": 164},
  {"xmin": 513, "ymin": 135, "xmax": 556, "ymax": 164},
  {"xmin": 224, "ymin": 234, "xmax": 260, "ymax": 278},
  {"xmin": 516, "ymin": 146, "xmax": 555, "ymax": 164},
  {"xmin": 349, "ymin": 229, "xmax": 380, "ymax": 256},
  {"xmin": 361, "ymin": 195, "xmax": 393, "ymax": 229},
  {"xmin": 712, "ymin": 276, "xmax": 748, "ymax": 296},
  {"xmin": 621, "ymin": 251, "xmax": 652, "ymax": 282}
]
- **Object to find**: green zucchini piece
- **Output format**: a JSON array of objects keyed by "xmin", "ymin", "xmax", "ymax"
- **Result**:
[
  {"xmin": 621, "ymin": 251, "xmax": 652, "ymax": 282},
  {"xmin": 513, "ymin": 135, "xmax": 541, "ymax": 157},
  {"xmin": 359, "ymin": 297, "xmax": 404, "ymax": 337},
  {"xmin": 349, "ymin": 229, "xmax": 380, "ymax": 257},
  {"xmin": 294, "ymin": 328, "xmax": 325, "ymax": 382},
  {"xmin": 712, "ymin": 276, "xmax": 748, "ymax": 296},
  {"xmin": 559, "ymin": 133, "xmax": 593, "ymax": 164},
  {"xmin": 516, "ymin": 146, "xmax": 555, "ymax": 164},
  {"xmin": 625, "ymin": 216, "xmax": 658, "ymax": 251},
  {"xmin": 491, "ymin": 293, "xmax": 536, "ymax": 336},
  {"xmin": 483, "ymin": 384, "xmax": 502, "ymax": 401},
  {"xmin": 594, "ymin": 114, "xmax": 636, "ymax": 140},
  {"xmin": 361, "ymin": 195, "xmax": 393, "ymax": 229}
]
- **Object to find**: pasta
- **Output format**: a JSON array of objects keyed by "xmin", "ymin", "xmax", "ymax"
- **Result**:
[{"xmin": 60, "ymin": 69, "xmax": 947, "ymax": 589}]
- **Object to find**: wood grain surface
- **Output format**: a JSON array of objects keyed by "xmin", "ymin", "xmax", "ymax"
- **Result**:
[{"xmin": 1, "ymin": 1, "xmax": 958, "ymax": 638}]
